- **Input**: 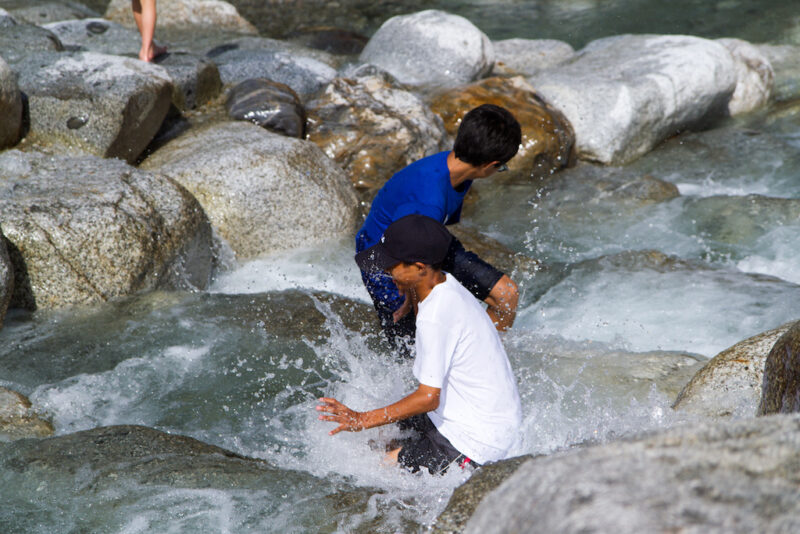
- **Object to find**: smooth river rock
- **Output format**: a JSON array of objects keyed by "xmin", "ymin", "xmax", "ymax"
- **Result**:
[
  {"xmin": 43, "ymin": 18, "xmax": 141, "ymax": 56},
  {"xmin": 0, "ymin": 57, "xmax": 22, "ymax": 150},
  {"xmin": 105, "ymin": 0, "xmax": 257, "ymax": 35},
  {"xmin": 0, "ymin": 229, "xmax": 12, "ymax": 328},
  {"xmin": 6, "ymin": 0, "xmax": 99, "ymax": 25},
  {"xmin": 462, "ymin": 414, "xmax": 800, "ymax": 534},
  {"xmin": 0, "ymin": 16, "xmax": 63, "ymax": 65},
  {"xmin": 756, "ymin": 44, "xmax": 800, "ymax": 102},
  {"xmin": 430, "ymin": 76, "xmax": 574, "ymax": 180},
  {"xmin": 306, "ymin": 66, "xmax": 447, "ymax": 192},
  {"xmin": 717, "ymin": 38, "xmax": 774, "ymax": 116},
  {"xmin": 759, "ymin": 321, "xmax": 800, "ymax": 415},
  {"xmin": 0, "ymin": 151, "xmax": 215, "ymax": 310},
  {"xmin": 225, "ymin": 78, "xmax": 306, "ymax": 138},
  {"xmin": 673, "ymin": 321, "xmax": 795, "ymax": 418},
  {"xmin": 529, "ymin": 34, "xmax": 737, "ymax": 165},
  {"xmin": 0, "ymin": 387, "xmax": 54, "ymax": 441},
  {"xmin": 13, "ymin": 51, "xmax": 173, "ymax": 163},
  {"xmin": 141, "ymin": 121, "xmax": 358, "ymax": 259},
  {"xmin": 492, "ymin": 38, "xmax": 575, "ymax": 76},
  {"xmin": 359, "ymin": 9, "xmax": 494, "ymax": 87}
]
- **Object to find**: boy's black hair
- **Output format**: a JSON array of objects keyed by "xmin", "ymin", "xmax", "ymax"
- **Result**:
[{"xmin": 453, "ymin": 104, "xmax": 521, "ymax": 167}]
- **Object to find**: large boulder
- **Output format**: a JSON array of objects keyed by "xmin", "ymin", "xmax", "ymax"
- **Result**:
[
  {"xmin": 430, "ymin": 76, "xmax": 574, "ymax": 180},
  {"xmin": 6, "ymin": 1, "xmax": 99, "ymax": 25},
  {"xmin": 141, "ymin": 121, "xmax": 358, "ymax": 259},
  {"xmin": 13, "ymin": 51, "xmax": 173, "ymax": 163},
  {"xmin": 0, "ymin": 57, "xmax": 22, "ymax": 150},
  {"xmin": 0, "ymin": 386, "xmax": 54, "ymax": 441},
  {"xmin": 0, "ymin": 228, "xmax": 12, "ymax": 328},
  {"xmin": 0, "ymin": 16, "xmax": 63, "ymax": 65},
  {"xmin": 759, "ymin": 321, "xmax": 800, "ymax": 415},
  {"xmin": 673, "ymin": 321, "xmax": 795, "ymax": 418},
  {"xmin": 105, "ymin": 0, "xmax": 257, "ymax": 35},
  {"xmin": 492, "ymin": 38, "xmax": 575, "ymax": 76},
  {"xmin": 529, "ymin": 34, "xmax": 737, "ymax": 165},
  {"xmin": 462, "ymin": 414, "xmax": 800, "ymax": 534},
  {"xmin": 717, "ymin": 38, "xmax": 773, "ymax": 116},
  {"xmin": 0, "ymin": 151, "xmax": 215, "ymax": 310},
  {"xmin": 306, "ymin": 66, "xmax": 448, "ymax": 192},
  {"xmin": 43, "ymin": 18, "xmax": 141, "ymax": 56},
  {"xmin": 359, "ymin": 10, "xmax": 494, "ymax": 87}
]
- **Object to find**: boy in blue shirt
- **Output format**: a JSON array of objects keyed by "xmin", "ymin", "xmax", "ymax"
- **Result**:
[{"xmin": 356, "ymin": 104, "xmax": 522, "ymax": 350}]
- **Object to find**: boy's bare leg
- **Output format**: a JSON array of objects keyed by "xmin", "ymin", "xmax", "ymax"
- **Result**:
[{"xmin": 132, "ymin": 0, "xmax": 166, "ymax": 61}]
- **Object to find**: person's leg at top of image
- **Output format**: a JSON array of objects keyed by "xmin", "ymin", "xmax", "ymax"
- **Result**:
[{"xmin": 132, "ymin": 0, "xmax": 167, "ymax": 62}]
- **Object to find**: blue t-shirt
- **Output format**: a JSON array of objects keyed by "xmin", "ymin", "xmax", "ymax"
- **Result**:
[{"xmin": 356, "ymin": 151, "xmax": 472, "ymax": 251}]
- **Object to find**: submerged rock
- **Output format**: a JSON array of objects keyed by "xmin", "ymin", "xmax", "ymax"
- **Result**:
[
  {"xmin": 759, "ymin": 321, "xmax": 800, "ymax": 415},
  {"xmin": 141, "ymin": 121, "xmax": 358, "ymax": 259},
  {"xmin": 306, "ymin": 67, "xmax": 447, "ymax": 192},
  {"xmin": 13, "ymin": 51, "xmax": 173, "ymax": 163},
  {"xmin": 105, "ymin": 0, "xmax": 257, "ymax": 35},
  {"xmin": 430, "ymin": 76, "xmax": 574, "ymax": 180},
  {"xmin": 360, "ymin": 10, "xmax": 494, "ymax": 87},
  {"xmin": 492, "ymin": 38, "xmax": 575, "ymax": 76},
  {"xmin": 0, "ymin": 230, "xmax": 12, "ymax": 328},
  {"xmin": 43, "ymin": 18, "xmax": 141, "ymax": 56},
  {"xmin": 717, "ymin": 38, "xmax": 773, "ymax": 116},
  {"xmin": 0, "ymin": 387, "xmax": 54, "ymax": 441},
  {"xmin": 226, "ymin": 78, "xmax": 305, "ymax": 138},
  {"xmin": 529, "ymin": 34, "xmax": 736, "ymax": 165},
  {"xmin": 673, "ymin": 321, "xmax": 794, "ymax": 417},
  {"xmin": 0, "ymin": 151, "xmax": 215, "ymax": 310},
  {"xmin": 0, "ymin": 57, "xmax": 22, "ymax": 150},
  {"xmin": 462, "ymin": 414, "xmax": 800, "ymax": 534},
  {"xmin": 756, "ymin": 44, "xmax": 800, "ymax": 102}
]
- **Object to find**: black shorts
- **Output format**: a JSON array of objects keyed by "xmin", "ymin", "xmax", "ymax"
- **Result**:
[{"xmin": 395, "ymin": 414, "xmax": 479, "ymax": 475}]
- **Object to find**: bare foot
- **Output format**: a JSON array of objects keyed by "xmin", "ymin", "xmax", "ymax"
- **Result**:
[{"xmin": 139, "ymin": 43, "xmax": 167, "ymax": 62}]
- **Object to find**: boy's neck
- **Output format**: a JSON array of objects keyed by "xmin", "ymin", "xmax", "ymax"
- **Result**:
[
  {"xmin": 410, "ymin": 270, "xmax": 446, "ymax": 313},
  {"xmin": 447, "ymin": 151, "xmax": 477, "ymax": 189}
]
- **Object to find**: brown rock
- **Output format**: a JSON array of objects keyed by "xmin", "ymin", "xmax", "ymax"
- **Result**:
[
  {"xmin": 430, "ymin": 76, "xmax": 574, "ymax": 180},
  {"xmin": 759, "ymin": 321, "xmax": 800, "ymax": 415},
  {"xmin": 0, "ymin": 386, "xmax": 54, "ymax": 441}
]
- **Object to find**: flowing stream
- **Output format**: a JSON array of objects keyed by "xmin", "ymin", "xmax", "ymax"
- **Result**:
[{"xmin": 2, "ymin": 1, "xmax": 800, "ymax": 532}]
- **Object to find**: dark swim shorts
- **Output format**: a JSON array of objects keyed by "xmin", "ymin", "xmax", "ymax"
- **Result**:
[{"xmin": 395, "ymin": 414, "xmax": 479, "ymax": 475}]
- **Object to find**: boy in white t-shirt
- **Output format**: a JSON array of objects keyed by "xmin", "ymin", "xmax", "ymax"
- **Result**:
[{"xmin": 317, "ymin": 214, "xmax": 522, "ymax": 474}]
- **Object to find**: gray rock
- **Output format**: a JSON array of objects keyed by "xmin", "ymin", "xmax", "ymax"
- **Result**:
[
  {"xmin": 156, "ymin": 51, "xmax": 222, "ymax": 111},
  {"xmin": 105, "ymin": 0, "xmax": 258, "ymax": 35},
  {"xmin": 306, "ymin": 69, "xmax": 447, "ymax": 192},
  {"xmin": 717, "ymin": 38, "xmax": 773, "ymax": 116},
  {"xmin": 286, "ymin": 27, "xmax": 368, "ymax": 56},
  {"xmin": 0, "ymin": 17, "xmax": 63, "ymax": 65},
  {"xmin": 43, "ymin": 17, "xmax": 142, "ymax": 56},
  {"xmin": 6, "ymin": 0, "xmax": 99, "ymax": 25},
  {"xmin": 756, "ymin": 44, "xmax": 800, "ymax": 102},
  {"xmin": 0, "ymin": 150, "xmax": 215, "ymax": 310},
  {"xmin": 207, "ymin": 38, "xmax": 338, "ymax": 97},
  {"xmin": 529, "ymin": 34, "xmax": 737, "ymax": 165},
  {"xmin": 0, "ymin": 57, "xmax": 22, "ymax": 150},
  {"xmin": 0, "ymin": 386, "xmax": 54, "ymax": 441},
  {"xmin": 0, "ymin": 228, "xmax": 12, "ymax": 328},
  {"xmin": 463, "ymin": 414, "xmax": 800, "ymax": 534},
  {"xmin": 141, "ymin": 121, "xmax": 358, "ymax": 259},
  {"xmin": 226, "ymin": 78, "xmax": 305, "ymax": 138},
  {"xmin": 674, "ymin": 322, "xmax": 795, "ymax": 418},
  {"xmin": 493, "ymin": 38, "xmax": 575, "ymax": 76},
  {"xmin": 759, "ymin": 321, "xmax": 800, "ymax": 415},
  {"xmin": 359, "ymin": 9, "xmax": 494, "ymax": 87},
  {"xmin": 13, "ymin": 51, "xmax": 173, "ymax": 163}
]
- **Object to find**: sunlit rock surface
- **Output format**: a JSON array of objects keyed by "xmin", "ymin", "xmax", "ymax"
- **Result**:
[
  {"xmin": 0, "ymin": 151, "xmax": 215, "ymax": 310},
  {"xmin": 0, "ymin": 230, "xmax": 12, "ymax": 328},
  {"xmin": 463, "ymin": 414, "xmax": 800, "ymax": 534},
  {"xmin": 529, "ymin": 34, "xmax": 737, "ymax": 164},
  {"xmin": 226, "ymin": 78, "xmax": 306, "ymax": 138},
  {"xmin": 0, "ymin": 57, "xmax": 21, "ymax": 150},
  {"xmin": 105, "ymin": 0, "xmax": 257, "ymax": 35},
  {"xmin": 306, "ymin": 66, "xmax": 447, "ymax": 192},
  {"xmin": 141, "ymin": 121, "xmax": 358, "ymax": 260},
  {"xmin": 360, "ymin": 10, "xmax": 494, "ymax": 87},
  {"xmin": 0, "ymin": 387, "xmax": 53, "ymax": 441},
  {"xmin": 431, "ymin": 76, "xmax": 573, "ymax": 180},
  {"xmin": 13, "ymin": 52, "xmax": 173, "ymax": 163},
  {"xmin": 43, "ymin": 18, "xmax": 141, "ymax": 56},
  {"xmin": 717, "ymin": 38, "xmax": 773, "ymax": 116},
  {"xmin": 759, "ymin": 321, "xmax": 800, "ymax": 415},
  {"xmin": 673, "ymin": 321, "xmax": 794, "ymax": 418},
  {"xmin": 492, "ymin": 38, "xmax": 574, "ymax": 76}
]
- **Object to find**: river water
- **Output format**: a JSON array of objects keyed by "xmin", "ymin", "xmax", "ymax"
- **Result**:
[{"xmin": 2, "ymin": 1, "xmax": 800, "ymax": 532}]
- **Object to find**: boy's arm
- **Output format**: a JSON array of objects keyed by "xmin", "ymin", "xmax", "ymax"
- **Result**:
[
  {"xmin": 317, "ymin": 384, "xmax": 440, "ymax": 435},
  {"xmin": 484, "ymin": 274, "xmax": 519, "ymax": 331}
]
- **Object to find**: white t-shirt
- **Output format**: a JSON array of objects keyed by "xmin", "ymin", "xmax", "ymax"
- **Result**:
[{"xmin": 413, "ymin": 274, "xmax": 522, "ymax": 465}]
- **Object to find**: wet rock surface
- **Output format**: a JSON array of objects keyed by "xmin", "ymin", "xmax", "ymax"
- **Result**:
[
  {"xmin": 0, "ymin": 150, "xmax": 215, "ymax": 310},
  {"xmin": 0, "ymin": 387, "xmax": 54, "ymax": 441},
  {"xmin": 0, "ymin": 57, "xmax": 22, "ymax": 150},
  {"xmin": 757, "ymin": 44, "xmax": 800, "ymax": 102},
  {"xmin": 492, "ymin": 38, "xmax": 574, "ymax": 76},
  {"xmin": 759, "ymin": 321, "xmax": 800, "ymax": 415},
  {"xmin": 674, "ymin": 321, "xmax": 795, "ymax": 417},
  {"xmin": 0, "ymin": 16, "xmax": 63, "ymax": 65},
  {"xmin": 0, "ymin": 230, "xmax": 12, "ymax": 328},
  {"xmin": 43, "ymin": 18, "xmax": 141, "ymax": 56},
  {"xmin": 529, "ymin": 34, "xmax": 737, "ymax": 164},
  {"xmin": 360, "ymin": 10, "xmax": 494, "ymax": 87},
  {"xmin": 285, "ymin": 26, "xmax": 368, "ymax": 56},
  {"xmin": 13, "ymin": 51, "xmax": 173, "ymax": 163},
  {"xmin": 431, "ymin": 76, "xmax": 574, "ymax": 180},
  {"xmin": 226, "ymin": 78, "xmax": 305, "ymax": 138},
  {"xmin": 141, "ymin": 121, "xmax": 358, "ymax": 259},
  {"xmin": 306, "ymin": 67, "xmax": 447, "ymax": 193},
  {"xmin": 156, "ymin": 51, "xmax": 222, "ymax": 111},
  {"xmin": 463, "ymin": 414, "xmax": 800, "ymax": 534}
]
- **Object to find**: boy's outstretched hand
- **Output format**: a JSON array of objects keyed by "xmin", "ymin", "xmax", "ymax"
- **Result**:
[{"xmin": 317, "ymin": 398, "xmax": 364, "ymax": 435}]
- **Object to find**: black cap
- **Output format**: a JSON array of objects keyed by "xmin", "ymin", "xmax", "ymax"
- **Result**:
[{"xmin": 355, "ymin": 214, "xmax": 453, "ymax": 272}]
